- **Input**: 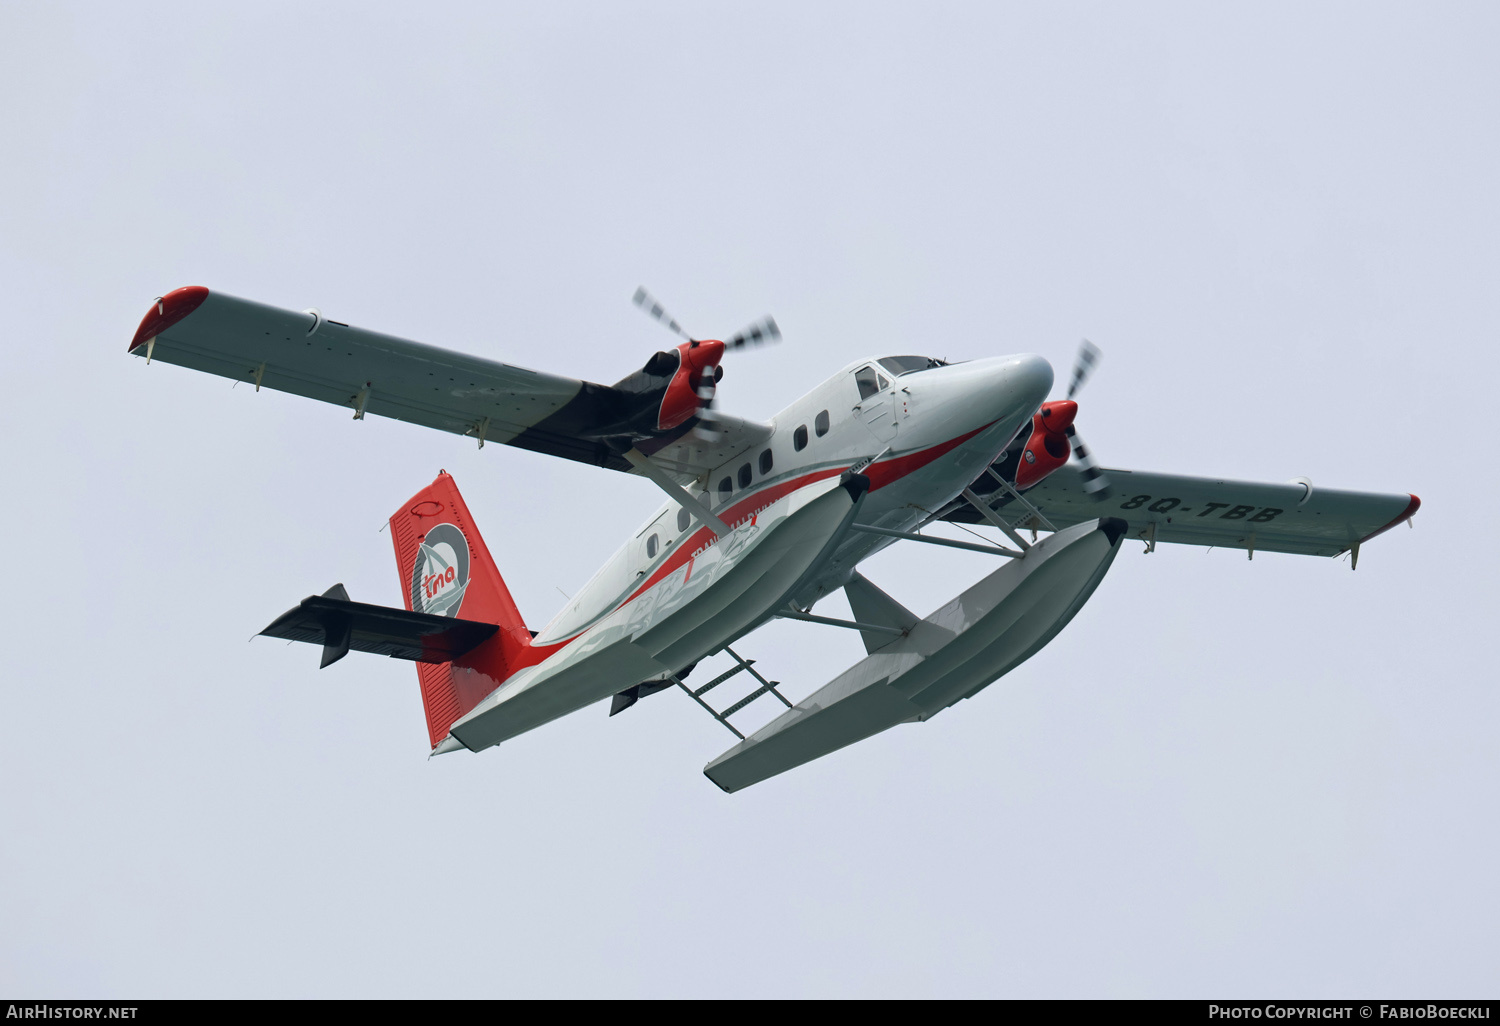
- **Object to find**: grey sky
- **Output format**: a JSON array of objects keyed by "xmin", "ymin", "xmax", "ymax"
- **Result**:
[{"xmin": 1, "ymin": 1, "xmax": 1495, "ymax": 997}]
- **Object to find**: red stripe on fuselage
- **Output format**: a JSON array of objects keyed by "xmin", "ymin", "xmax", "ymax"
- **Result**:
[
  {"xmin": 620, "ymin": 420, "xmax": 997, "ymax": 608},
  {"xmin": 495, "ymin": 421, "xmax": 1005, "ymax": 693},
  {"xmin": 621, "ymin": 465, "xmax": 848, "ymax": 606},
  {"xmin": 862, "ymin": 422, "xmax": 993, "ymax": 492}
]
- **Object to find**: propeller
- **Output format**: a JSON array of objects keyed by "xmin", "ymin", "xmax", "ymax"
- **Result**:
[
  {"xmin": 1062, "ymin": 339, "xmax": 1110, "ymax": 498},
  {"xmin": 1063, "ymin": 423, "xmax": 1110, "ymax": 497},
  {"xmin": 631, "ymin": 286, "xmax": 781, "ymax": 442},
  {"xmin": 725, "ymin": 315, "xmax": 781, "ymax": 351},
  {"xmin": 695, "ymin": 383, "xmax": 722, "ymax": 442},
  {"xmin": 631, "ymin": 286, "xmax": 691, "ymax": 341},
  {"xmin": 1067, "ymin": 338, "xmax": 1101, "ymax": 399}
]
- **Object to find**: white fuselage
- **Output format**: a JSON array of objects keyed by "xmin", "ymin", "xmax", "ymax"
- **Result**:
[{"xmin": 447, "ymin": 353, "xmax": 1055, "ymax": 751}]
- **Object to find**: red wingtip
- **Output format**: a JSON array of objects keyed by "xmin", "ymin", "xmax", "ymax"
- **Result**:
[
  {"xmin": 1358, "ymin": 493, "xmax": 1421, "ymax": 545},
  {"xmin": 129, "ymin": 286, "xmax": 209, "ymax": 352}
]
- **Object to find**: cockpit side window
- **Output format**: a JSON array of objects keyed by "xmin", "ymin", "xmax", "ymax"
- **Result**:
[{"xmin": 855, "ymin": 365, "xmax": 881, "ymax": 400}]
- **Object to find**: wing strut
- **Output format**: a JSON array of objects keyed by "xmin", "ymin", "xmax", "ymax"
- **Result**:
[
  {"xmin": 622, "ymin": 447, "xmax": 730, "ymax": 536},
  {"xmin": 850, "ymin": 523, "xmax": 1021, "ymax": 559},
  {"xmin": 776, "ymin": 610, "xmax": 906, "ymax": 636}
]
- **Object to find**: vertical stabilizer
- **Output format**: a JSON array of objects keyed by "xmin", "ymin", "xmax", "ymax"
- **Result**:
[{"xmin": 390, "ymin": 472, "xmax": 533, "ymax": 748}]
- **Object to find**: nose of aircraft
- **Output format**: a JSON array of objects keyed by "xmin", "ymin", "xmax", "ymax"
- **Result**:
[
  {"xmin": 1005, "ymin": 354, "xmax": 1054, "ymax": 411},
  {"xmin": 966, "ymin": 353, "xmax": 1054, "ymax": 429},
  {"xmin": 901, "ymin": 353, "xmax": 1053, "ymax": 454}
]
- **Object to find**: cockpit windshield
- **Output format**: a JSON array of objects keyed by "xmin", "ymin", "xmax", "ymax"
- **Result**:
[{"xmin": 877, "ymin": 355, "xmax": 948, "ymax": 377}]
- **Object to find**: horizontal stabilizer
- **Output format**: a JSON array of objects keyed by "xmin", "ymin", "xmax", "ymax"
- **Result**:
[{"xmin": 259, "ymin": 584, "xmax": 499, "ymax": 667}]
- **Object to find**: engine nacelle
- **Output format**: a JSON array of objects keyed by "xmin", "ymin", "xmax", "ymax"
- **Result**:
[
  {"xmin": 1014, "ymin": 399, "xmax": 1077, "ymax": 490},
  {"xmin": 655, "ymin": 338, "xmax": 725, "ymax": 431}
]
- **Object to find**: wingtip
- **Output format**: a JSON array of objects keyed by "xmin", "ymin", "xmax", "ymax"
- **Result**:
[
  {"xmin": 129, "ymin": 286, "xmax": 210, "ymax": 352},
  {"xmin": 1356, "ymin": 493, "xmax": 1422, "ymax": 546}
]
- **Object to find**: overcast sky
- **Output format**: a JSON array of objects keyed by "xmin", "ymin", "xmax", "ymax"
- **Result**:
[{"xmin": 2, "ymin": 1, "xmax": 1496, "ymax": 998}]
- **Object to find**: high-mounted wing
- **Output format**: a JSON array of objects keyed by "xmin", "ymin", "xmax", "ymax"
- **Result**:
[
  {"xmin": 947, "ymin": 463, "xmax": 1418, "ymax": 559},
  {"xmin": 126, "ymin": 287, "xmax": 770, "ymax": 481}
]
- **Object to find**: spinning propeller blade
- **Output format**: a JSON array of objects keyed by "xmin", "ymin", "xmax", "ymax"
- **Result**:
[
  {"xmin": 1064, "ymin": 424, "xmax": 1111, "ymax": 497},
  {"xmin": 1062, "ymin": 339, "xmax": 1110, "ymax": 498},
  {"xmin": 725, "ymin": 316, "xmax": 781, "ymax": 351},
  {"xmin": 632, "ymin": 287, "xmax": 782, "ymax": 352},
  {"xmin": 1067, "ymin": 338, "xmax": 1101, "ymax": 399},
  {"xmin": 632, "ymin": 286, "xmax": 692, "ymax": 341},
  {"xmin": 693, "ymin": 396, "xmax": 722, "ymax": 441}
]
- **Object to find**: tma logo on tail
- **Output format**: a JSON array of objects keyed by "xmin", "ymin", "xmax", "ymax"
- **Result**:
[{"xmin": 411, "ymin": 523, "xmax": 470, "ymax": 617}]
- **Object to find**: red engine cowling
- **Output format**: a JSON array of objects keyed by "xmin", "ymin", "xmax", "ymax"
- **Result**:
[
  {"xmin": 1014, "ymin": 400, "xmax": 1077, "ymax": 491},
  {"xmin": 656, "ymin": 338, "xmax": 725, "ymax": 431}
]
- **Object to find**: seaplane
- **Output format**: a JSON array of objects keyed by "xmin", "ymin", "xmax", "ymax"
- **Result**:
[{"xmin": 127, "ymin": 285, "xmax": 1420, "ymax": 791}]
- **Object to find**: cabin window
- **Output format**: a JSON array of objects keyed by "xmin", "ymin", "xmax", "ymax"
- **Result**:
[
  {"xmin": 738, "ymin": 463, "xmax": 752, "ymax": 488},
  {"xmin": 646, "ymin": 534, "xmax": 658, "ymax": 558},
  {"xmin": 855, "ymin": 365, "xmax": 881, "ymax": 400},
  {"xmin": 677, "ymin": 508, "xmax": 691, "ymax": 532},
  {"xmin": 718, "ymin": 476, "xmax": 732, "ymax": 499},
  {"xmin": 759, "ymin": 449, "xmax": 773, "ymax": 475},
  {"xmin": 815, "ymin": 410, "xmax": 830, "ymax": 436},
  {"xmin": 793, "ymin": 425, "xmax": 808, "ymax": 451}
]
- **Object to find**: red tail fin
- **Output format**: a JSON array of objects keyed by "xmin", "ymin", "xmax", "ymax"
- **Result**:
[{"xmin": 390, "ymin": 471, "xmax": 532, "ymax": 748}]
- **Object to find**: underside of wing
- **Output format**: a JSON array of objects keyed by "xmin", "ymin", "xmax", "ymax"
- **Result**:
[
  {"xmin": 945, "ymin": 464, "xmax": 1419, "ymax": 558},
  {"xmin": 127, "ymin": 287, "xmax": 769, "ymax": 481},
  {"xmin": 637, "ymin": 418, "xmax": 772, "ymax": 481}
]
